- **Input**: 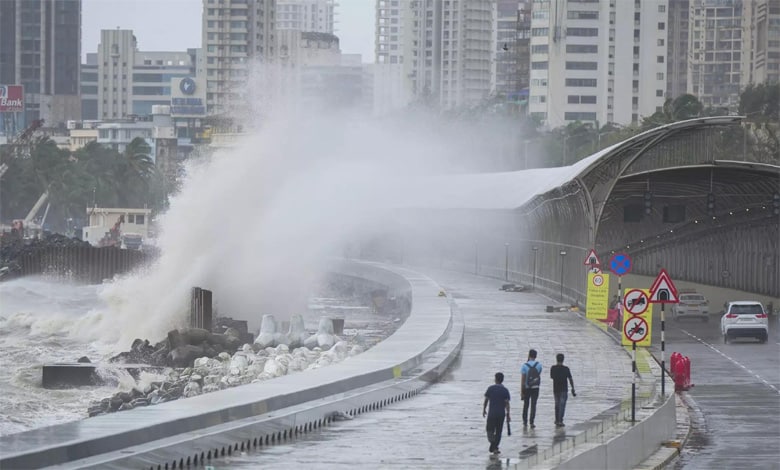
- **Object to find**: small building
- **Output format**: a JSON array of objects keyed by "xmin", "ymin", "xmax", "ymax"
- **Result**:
[
  {"xmin": 68, "ymin": 128, "xmax": 99, "ymax": 151},
  {"xmin": 82, "ymin": 207, "xmax": 151, "ymax": 248}
]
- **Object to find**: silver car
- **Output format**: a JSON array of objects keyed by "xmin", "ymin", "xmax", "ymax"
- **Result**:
[{"xmin": 672, "ymin": 293, "xmax": 709, "ymax": 322}]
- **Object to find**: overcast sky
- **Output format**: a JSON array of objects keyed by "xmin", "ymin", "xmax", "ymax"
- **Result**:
[{"xmin": 82, "ymin": 0, "xmax": 375, "ymax": 62}]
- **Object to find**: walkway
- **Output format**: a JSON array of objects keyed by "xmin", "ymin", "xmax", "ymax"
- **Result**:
[{"xmin": 218, "ymin": 269, "xmax": 634, "ymax": 469}]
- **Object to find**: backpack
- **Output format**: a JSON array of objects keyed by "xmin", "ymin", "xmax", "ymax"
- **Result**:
[{"xmin": 526, "ymin": 361, "xmax": 541, "ymax": 388}]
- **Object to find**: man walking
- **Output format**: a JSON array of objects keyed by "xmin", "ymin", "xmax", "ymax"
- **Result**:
[
  {"xmin": 521, "ymin": 349, "xmax": 542, "ymax": 428},
  {"xmin": 483, "ymin": 372, "xmax": 511, "ymax": 455},
  {"xmin": 550, "ymin": 353, "xmax": 576, "ymax": 427}
]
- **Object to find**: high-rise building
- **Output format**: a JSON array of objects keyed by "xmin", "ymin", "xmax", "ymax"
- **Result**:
[
  {"xmin": 374, "ymin": 0, "xmax": 495, "ymax": 110},
  {"xmin": 743, "ymin": 0, "xmax": 780, "ymax": 86},
  {"xmin": 202, "ymin": 0, "xmax": 276, "ymax": 116},
  {"xmin": 528, "ymin": 0, "xmax": 668, "ymax": 128},
  {"xmin": 687, "ymin": 0, "xmax": 744, "ymax": 110},
  {"xmin": 277, "ymin": 0, "xmax": 335, "ymax": 33},
  {"xmin": 666, "ymin": 0, "xmax": 689, "ymax": 99},
  {"xmin": 495, "ymin": 1, "xmax": 531, "ymax": 101},
  {"xmin": 0, "ymin": 0, "xmax": 81, "ymax": 127}
]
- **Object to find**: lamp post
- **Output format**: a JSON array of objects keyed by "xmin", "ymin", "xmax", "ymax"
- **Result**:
[
  {"xmin": 474, "ymin": 241, "xmax": 479, "ymax": 275},
  {"xmin": 559, "ymin": 249, "xmax": 567, "ymax": 301},
  {"xmin": 505, "ymin": 243, "xmax": 510, "ymax": 280},
  {"xmin": 532, "ymin": 246, "xmax": 539, "ymax": 290}
]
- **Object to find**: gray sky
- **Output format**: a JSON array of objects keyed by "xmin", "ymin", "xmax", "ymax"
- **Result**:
[{"xmin": 82, "ymin": 0, "xmax": 375, "ymax": 62}]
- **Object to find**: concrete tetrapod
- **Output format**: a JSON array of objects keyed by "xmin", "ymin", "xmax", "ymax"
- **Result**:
[
  {"xmin": 304, "ymin": 317, "xmax": 339, "ymax": 350},
  {"xmin": 254, "ymin": 314, "xmax": 290, "ymax": 348},
  {"xmin": 287, "ymin": 314, "xmax": 308, "ymax": 349}
]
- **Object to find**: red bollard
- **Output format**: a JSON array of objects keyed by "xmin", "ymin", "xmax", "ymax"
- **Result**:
[
  {"xmin": 670, "ymin": 352, "xmax": 684, "ymax": 391},
  {"xmin": 682, "ymin": 356, "xmax": 693, "ymax": 390}
]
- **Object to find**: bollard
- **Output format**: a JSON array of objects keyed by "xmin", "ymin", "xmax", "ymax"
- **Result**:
[
  {"xmin": 682, "ymin": 355, "xmax": 693, "ymax": 390},
  {"xmin": 670, "ymin": 352, "xmax": 684, "ymax": 391}
]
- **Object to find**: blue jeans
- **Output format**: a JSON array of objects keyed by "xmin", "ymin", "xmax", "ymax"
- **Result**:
[{"xmin": 554, "ymin": 391, "xmax": 568, "ymax": 424}]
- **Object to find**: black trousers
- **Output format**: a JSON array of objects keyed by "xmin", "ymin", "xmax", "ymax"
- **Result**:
[
  {"xmin": 522, "ymin": 388, "xmax": 539, "ymax": 425},
  {"xmin": 486, "ymin": 414, "xmax": 505, "ymax": 451}
]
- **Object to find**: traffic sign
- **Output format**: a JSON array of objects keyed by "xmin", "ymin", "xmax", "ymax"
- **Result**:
[
  {"xmin": 649, "ymin": 269, "xmax": 679, "ymax": 303},
  {"xmin": 586, "ymin": 271, "xmax": 610, "ymax": 321},
  {"xmin": 592, "ymin": 273, "xmax": 605, "ymax": 287},
  {"xmin": 584, "ymin": 249, "xmax": 601, "ymax": 266},
  {"xmin": 623, "ymin": 316, "xmax": 649, "ymax": 343},
  {"xmin": 589, "ymin": 266, "xmax": 602, "ymax": 274},
  {"xmin": 623, "ymin": 289, "xmax": 649, "ymax": 315},
  {"xmin": 609, "ymin": 253, "xmax": 632, "ymax": 276}
]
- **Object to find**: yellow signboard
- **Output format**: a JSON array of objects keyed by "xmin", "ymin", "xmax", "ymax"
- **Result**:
[
  {"xmin": 586, "ymin": 271, "xmax": 610, "ymax": 320},
  {"xmin": 621, "ymin": 288, "xmax": 653, "ymax": 347}
]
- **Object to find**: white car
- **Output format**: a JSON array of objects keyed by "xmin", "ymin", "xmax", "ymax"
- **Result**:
[
  {"xmin": 721, "ymin": 301, "xmax": 769, "ymax": 343},
  {"xmin": 672, "ymin": 292, "xmax": 709, "ymax": 321}
]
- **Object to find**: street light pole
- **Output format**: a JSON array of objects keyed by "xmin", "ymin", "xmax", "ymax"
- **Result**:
[
  {"xmin": 505, "ymin": 243, "xmax": 509, "ymax": 280},
  {"xmin": 559, "ymin": 249, "xmax": 567, "ymax": 301},
  {"xmin": 532, "ymin": 246, "xmax": 538, "ymax": 290}
]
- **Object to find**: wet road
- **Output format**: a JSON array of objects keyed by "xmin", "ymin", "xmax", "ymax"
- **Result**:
[
  {"xmin": 650, "ymin": 309, "xmax": 780, "ymax": 469},
  {"xmin": 210, "ymin": 270, "xmax": 633, "ymax": 469}
]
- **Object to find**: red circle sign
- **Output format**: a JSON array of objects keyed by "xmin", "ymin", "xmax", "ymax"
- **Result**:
[
  {"xmin": 592, "ymin": 274, "xmax": 605, "ymax": 287},
  {"xmin": 623, "ymin": 289, "xmax": 649, "ymax": 315},
  {"xmin": 624, "ymin": 317, "xmax": 649, "ymax": 342}
]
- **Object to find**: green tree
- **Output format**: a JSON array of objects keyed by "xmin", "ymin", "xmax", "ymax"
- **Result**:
[{"xmin": 641, "ymin": 94, "xmax": 704, "ymax": 129}]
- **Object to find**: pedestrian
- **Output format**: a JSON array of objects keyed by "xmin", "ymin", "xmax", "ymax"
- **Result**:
[
  {"xmin": 521, "ymin": 349, "xmax": 542, "ymax": 428},
  {"xmin": 550, "ymin": 353, "xmax": 576, "ymax": 427},
  {"xmin": 482, "ymin": 372, "xmax": 511, "ymax": 455}
]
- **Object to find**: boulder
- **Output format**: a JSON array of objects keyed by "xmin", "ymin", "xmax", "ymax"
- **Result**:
[
  {"xmin": 182, "ymin": 328, "xmax": 210, "ymax": 345},
  {"xmin": 167, "ymin": 329, "xmax": 185, "ymax": 349},
  {"xmin": 167, "ymin": 344, "xmax": 205, "ymax": 368},
  {"xmin": 77, "ymin": 356, "xmax": 91, "ymax": 363}
]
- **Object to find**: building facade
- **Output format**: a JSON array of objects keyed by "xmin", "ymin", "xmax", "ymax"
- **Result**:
[
  {"xmin": 742, "ymin": 0, "xmax": 780, "ymax": 86},
  {"xmin": 666, "ymin": 0, "xmax": 689, "ymax": 99},
  {"xmin": 528, "ymin": 0, "xmax": 669, "ymax": 128},
  {"xmin": 0, "ymin": 0, "xmax": 81, "ymax": 128},
  {"xmin": 686, "ymin": 0, "xmax": 744, "ymax": 109},
  {"xmin": 374, "ymin": 0, "xmax": 495, "ymax": 111},
  {"xmin": 81, "ymin": 31, "xmax": 197, "ymax": 121},
  {"xmin": 495, "ymin": 1, "xmax": 531, "ymax": 102},
  {"xmin": 277, "ymin": 0, "xmax": 335, "ymax": 33},
  {"xmin": 202, "ymin": 0, "xmax": 276, "ymax": 116}
]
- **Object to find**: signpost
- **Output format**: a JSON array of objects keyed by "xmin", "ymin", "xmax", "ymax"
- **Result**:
[
  {"xmin": 621, "ymin": 289, "xmax": 652, "ymax": 347},
  {"xmin": 649, "ymin": 269, "xmax": 679, "ymax": 397},
  {"xmin": 609, "ymin": 252, "xmax": 635, "ymax": 421},
  {"xmin": 586, "ymin": 272, "xmax": 610, "ymax": 320},
  {"xmin": 584, "ymin": 248, "xmax": 601, "ymax": 267}
]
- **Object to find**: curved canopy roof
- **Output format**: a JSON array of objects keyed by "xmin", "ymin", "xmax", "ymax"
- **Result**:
[{"xmin": 395, "ymin": 116, "xmax": 757, "ymax": 211}]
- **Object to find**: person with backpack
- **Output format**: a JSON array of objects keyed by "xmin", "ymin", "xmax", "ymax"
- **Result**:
[
  {"xmin": 550, "ymin": 353, "xmax": 576, "ymax": 427},
  {"xmin": 521, "ymin": 349, "xmax": 543, "ymax": 428},
  {"xmin": 482, "ymin": 372, "xmax": 511, "ymax": 455}
]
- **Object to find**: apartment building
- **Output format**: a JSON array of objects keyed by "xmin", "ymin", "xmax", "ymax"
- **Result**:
[
  {"xmin": 277, "ymin": 0, "xmax": 335, "ymax": 33},
  {"xmin": 666, "ymin": 0, "xmax": 689, "ymax": 99},
  {"xmin": 495, "ymin": 1, "xmax": 532, "ymax": 100},
  {"xmin": 528, "ymin": 0, "xmax": 669, "ymax": 128},
  {"xmin": 743, "ymin": 0, "xmax": 780, "ymax": 86},
  {"xmin": 202, "ymin": 0, "xmax": 276, "ymax": 116},
  {"xmin": 687, "ymin": 0, "xmax": 744, "ymax": 109},
  {"xmin": 374, "ymin": 0, "xmax": 495, "ymax": 110},
  {"xmin": 0, "ymin": 0, "xmax": 81, "ymax": 127}
]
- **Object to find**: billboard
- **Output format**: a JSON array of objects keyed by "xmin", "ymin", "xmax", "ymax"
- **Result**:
[
  {"xmin": 0, "ymin": 85, "xmax": 24, "ymax": 112},
  {"xmin": 170, "ymin": 77, "xmax": 206, "ymax": 117}
]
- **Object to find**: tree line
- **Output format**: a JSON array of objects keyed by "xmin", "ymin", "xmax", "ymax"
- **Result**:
[{"xmin": 0, "ymin": 137, "xmax": 168, "ymax": 234}]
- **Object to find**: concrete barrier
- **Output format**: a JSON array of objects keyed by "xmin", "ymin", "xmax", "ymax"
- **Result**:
[
  {"xmin": 0, "ymin": 261, "xmax": 462, "ymax": 469},
  {"xmin": 555, "ymin": 393, "xmax": 676, "ymax": 470}
]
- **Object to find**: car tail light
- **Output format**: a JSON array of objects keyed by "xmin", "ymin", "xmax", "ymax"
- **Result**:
[
  {"xmin": 756, "ymin": 313, "xmax": 767, "ymax": 319},
  {"xmin": 725, "ymin": 313, "xmax": 738, "ymax": 319}
]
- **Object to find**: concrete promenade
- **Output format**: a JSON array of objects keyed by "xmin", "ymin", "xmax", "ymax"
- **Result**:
[{"xmin": 219, "ymin": 269, "xmax": 635, "ymax": 469}]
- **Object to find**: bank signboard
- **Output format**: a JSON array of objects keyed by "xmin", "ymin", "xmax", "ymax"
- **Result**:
[
  {"xmin": 170, "ymin": 77, "xmax": 205, "ymax": 117},
  {"xmin": 0, "ymin": 85, "xmax": 24, "ymax": 112}
]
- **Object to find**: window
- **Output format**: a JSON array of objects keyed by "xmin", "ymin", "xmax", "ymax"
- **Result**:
[
  {"xmin": 658, "ymin": 5, "xmax": 666, "ymax": 12},
  {"xmin": 532, "ymin": 28, "xmax": 549, "ymax": 36},
  {"xmin": 656, "ymin": 90, "xmax": 663, "ymax": 97},
  {"xmin": 657, "ymin": 72, "xmax": 664, "ymax": 80},
  {"xmin": 658, "ymin": 22, "xmax": 665, "ymax": 30},
  {"xmin": 127, "ymin": 214, "xmax": 135, "ymax": 223},
  {"xmin": 580, "ymin": 95, "xmax": 597, "ymax": 104},
  {"xmin": 658, "ymin": 38, "xmax": 665, "ymax": 46},
  {"xmin": 566, "ymin": 44, "xmax": 598, "ymax": 53},
  {"xmin": 564, "ymin": 111, "xmax": 597, "ymax": 120},
  {"xmin": 566, "ymin": 27, "xmax": 598, "ymax": 36},
  {"xmin": 568, "ymin": 95, "xmax": 580, "ymax": 104},
  {"xmin": 136, "ymin": 215, "xmax": 145, "ymax": 225},
  {"xmin": 531, "ymin": 45, "xmax": 549, "ymax": 54},
  {"xmin": 566, "ymin": 61, "xmax": 598, "ymax": 70},
  {"xmin": 531, "ymin": 61, "xmax": 549, "ymax": 70},
  {"xmin": 657, "ymin": 55, "xmax": 664, "ymax": 63},
  {"xmin": 567, "ymin": 10, "xmax": 599, "ymax": 20},
  {"xmin": 565, "ymin": 78, "xmax": 597, "ymax": 87}
]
